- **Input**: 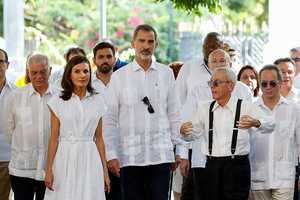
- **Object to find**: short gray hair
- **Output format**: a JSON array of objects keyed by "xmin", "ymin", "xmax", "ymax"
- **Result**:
[
  {"xmin": 212, "ymin": 67, "xmax": 237, "ymax": 84},
  {"xmin": 26, "ymin": 53, "xmax": 49, "ymax": 69}
]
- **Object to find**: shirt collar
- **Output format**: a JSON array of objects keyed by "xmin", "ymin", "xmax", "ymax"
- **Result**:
[
  {"xmin": 212, "ymin": 95, "xmax": 237, "ymax": 113},
  {"xmin": 28, "ymin": 83, "xmax": 53, "ymax": 96},
  {"xmin": 132, "ymin": 59, "xmax": 158, "ymax": 72},
  {"xmin": 256, "ymin": 95, "xmax": 289, "ymax": 108},
  {"xmin": 71, "ymin": 91, "xmax": 92, "ymax": 100}
]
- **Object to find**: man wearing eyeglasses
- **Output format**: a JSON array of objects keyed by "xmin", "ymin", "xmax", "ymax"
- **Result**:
[
  {"xmin": 181, "ymin": 49, "xmax": 253, "ymax": 199},
  {"xmin": 103, "ymin": 24, "xmax": 189, "ymax": 200},
  {"xmin": 0, "ymin": 48, "xmax": 14, "ymax": 200},
  {"xmin": 180, "ymin": 67, "xmax": 273, "ymax": 200},
  {"xmin": 175, "ymin": 32, "xmax": 224, "ymax": 200},
  {"xmin": 249, "ymin": 65, "xmax": 300, "ymax": 200}
]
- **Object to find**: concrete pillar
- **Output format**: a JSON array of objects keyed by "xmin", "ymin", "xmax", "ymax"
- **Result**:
[{"xmin": 4, "ymin": 0, "xmax": 24, "ymax": 81}]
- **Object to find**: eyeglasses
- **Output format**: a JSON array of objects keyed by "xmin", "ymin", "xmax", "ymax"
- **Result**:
[
  {"xmin": 292, "ymin": 57, "xmax": 300, "ymax": 62},
  {"xmin": 207, "ymin": 80, "xmax": 231, "ymax": 87},
  {"xmin": 260, "ymin": 80, "xmax": 279, "ymax": 88},
  {"xmin": 142, "ymin": 96, "xmax": 155, "ymax": 114}
]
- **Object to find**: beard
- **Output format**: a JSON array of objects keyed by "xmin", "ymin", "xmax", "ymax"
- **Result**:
[{"xmin": 97, "ymin": 64, "xmax": 112, "ymax": 74}]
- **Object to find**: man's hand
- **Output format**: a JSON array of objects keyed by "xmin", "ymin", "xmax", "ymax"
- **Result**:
[
  {"xmin": 180, "ymin": 122, "xmax": 193, "ymax": 135},
  {"xmin": 108, "ymin": 159, "xmax": 120, "ymax": 177},
  {"xmin": 179, "ymin": 158, "xmax": 189, "ymax": 177},
  {"xmin": 238, "ymin": 115, "xmax": 260, "ymax": 129},
  {"xmin": 170, "ymin": 155, "xmax": 181, "ymax": 171}
]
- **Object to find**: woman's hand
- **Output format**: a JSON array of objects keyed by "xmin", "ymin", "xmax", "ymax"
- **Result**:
[
  {"xmin": 45, "ymin": 169, "xmax": 54, "ymax": 191},
  {"xmin": 104, "ymin": 171, "xmax": 111, "ymax": 193}
]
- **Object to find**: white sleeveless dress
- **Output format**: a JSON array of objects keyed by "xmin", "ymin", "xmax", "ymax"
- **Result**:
[{"xmin": 44, "ymin": 93, "xmax": 106, "ymax": 200}]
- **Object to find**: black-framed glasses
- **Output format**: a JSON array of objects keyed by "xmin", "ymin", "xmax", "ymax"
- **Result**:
[
  {"xmin": 260, "ymin": 80, "xmax": 279, "ymax": 88},
  {"xmin": 207, "ymin": 80, "xmax": 231, "ymax": 87},
  {"xmin": 142, "ymin": 96, "xmax": 155, "ymax": 114}
]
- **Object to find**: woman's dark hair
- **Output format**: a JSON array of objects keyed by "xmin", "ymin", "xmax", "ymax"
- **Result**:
[
  {"xmin": 237, "ymin": 65, "xmax": 260, "ymax": 97},
  {"xmin": 60, "ymin": 56, "xmax": 95, "ymax": 101}
]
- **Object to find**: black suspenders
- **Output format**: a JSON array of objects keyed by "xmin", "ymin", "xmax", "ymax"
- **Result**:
[{"xmin": 208, "ymin": 99, "xmax": 243, "ymax": 158}]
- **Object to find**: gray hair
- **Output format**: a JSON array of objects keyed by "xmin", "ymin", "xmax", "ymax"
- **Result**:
[
  {"xmin": 26, "ymin": 53, "xmax": 49, "ymax": 69},
  {"xmin": 212, "ymin": 67, "xmax": 237, "ymax": 84}
]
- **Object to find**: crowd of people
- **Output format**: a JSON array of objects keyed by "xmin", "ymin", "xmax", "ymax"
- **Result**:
[{"xmin": 0, "ymin": 24, "xmax": 300, "ymax": 200}]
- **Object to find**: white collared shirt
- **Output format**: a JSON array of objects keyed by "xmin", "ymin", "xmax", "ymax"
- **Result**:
[
  {"xmin": 0, "ymin": 81, "xmax": 15, "ymax": 161},
  {"xmin": 4, "ymin": 84, "xmax": 54, "ymax": 180},
  {"xmin": 285, "ymin": 87, "xmax": 300, "ymax": 104},
  {"xmin": 92, "ymin": 72, "xmax": 109, "ymax": 103},
  {"xmin": 182, "ymin": 81, "xmax": 253, "ymax": 168},
  {"xmin": 103, "ymin": 60, "xmax": 188, "ymax": 167},
  {"xmin": 175, "ymin": 60, "xmax": 211, "ymax": 106},
  {"xmin": 250, "ymin": 96, "xmax": 300, "ymax": 190},
  {"xmin": 188, "ymin": 96, "xmax": 274, "ymax": 157}
]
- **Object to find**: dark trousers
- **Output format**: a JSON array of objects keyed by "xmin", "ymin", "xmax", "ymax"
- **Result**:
[
  {"xmin": 10, "ymin": 175, "xmax": 45, "ymax": 200},
  {"xmin": 106, "ymin": 171, "xmax": 122, "ymax": 200},
  {"xmin": 294, "ymin": 165, "xmax": 299, "ymax": 200},
  {"xmin": 181, "ymin": 149, "xmax": 194, "ymax": 200},
  {"xmin": 120, "ymin": 163, "xmax": 171, "ymax": 200},
  {"xmin": 205, "ymin": 155, "xmax": 250, "ymax": 200},
  {"xmin": 192, "ymin": 167, "xmax": 207, "ymax": 200}
]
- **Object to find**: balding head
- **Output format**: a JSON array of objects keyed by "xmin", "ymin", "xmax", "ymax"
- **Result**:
[{"xmin": 208, "ymin": 49, "xmax": 231, "ymax": 71}]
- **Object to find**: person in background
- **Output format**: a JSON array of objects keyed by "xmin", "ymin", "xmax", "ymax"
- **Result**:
[
  {"xmin": 169, "ymin": 60, "xmax": 184, "ymax": 200},
  {"xmin": 0, "ymin": 48, "xmax": 14, "ymax": 200},
  {"xmin": 250, "ymin": 65, "xmax": 300, "ymax": 200},
  {"xmin": 5, "ymin": 53, "xmax": 53, "ymax": 200},
  {"xmin": 237, "ymin": 65, "xmax": 260, "ymax": 98},
  {"xmin": 92, "ymin": 41, "xmax": 123, "ymax": 200},
  {"xmin": 50, "ymin": 47, "xmax": 86, "ymax": 91}
]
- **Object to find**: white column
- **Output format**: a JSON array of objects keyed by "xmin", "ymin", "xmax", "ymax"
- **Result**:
[
  {"xmin": 4, "ymin": 0, "xmax": 24, "ymax": 81},
  {"xmin": 99, "ymin": 0, "xmax": 107, "ymax": 40},
  {"xmin": 264, "ymin": 0, "xmax": 300, "ymax": 63}
]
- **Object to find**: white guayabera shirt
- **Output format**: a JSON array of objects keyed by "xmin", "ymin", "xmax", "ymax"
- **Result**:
[
  {"xmin": 4, "ymin": 84, "xmax": 54, "ymax": 180},
  {"xmin": 250, "ymin": 96, "xmax": 300, "ymax": 190},
  {"xmin": 103, "ymin": 60, "xmax": 188, "ymax": 167},
  {"xmin": 0, "ymin": 81, "xmax": 14, "ymax": 162}
]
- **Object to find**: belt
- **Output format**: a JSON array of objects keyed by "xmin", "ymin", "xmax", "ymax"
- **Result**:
[
  {"xmin": 207, "ymin": 154, "xmax": 248, "ymax": 161},
  {"xmin": 59, "ymin": 136, "xmax": 94, "ymax": 143}
]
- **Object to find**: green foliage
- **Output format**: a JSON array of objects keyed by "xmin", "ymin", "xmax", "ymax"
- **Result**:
[{"xmin": 156, "ymin": 0, "xmax": 222, "ymax": 15}]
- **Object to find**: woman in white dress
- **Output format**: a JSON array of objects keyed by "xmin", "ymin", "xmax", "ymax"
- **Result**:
[{"xmin": 44, "ymin": 55, "xmax": 110, "ymax": 200}]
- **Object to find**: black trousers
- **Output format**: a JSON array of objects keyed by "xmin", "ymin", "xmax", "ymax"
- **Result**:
[
  {"xmin": 294, "ymin": 165, "xmax": 299, "ymax": 200},
  {"xmin": 192, "ymin": 167, "xmax": 207, "ymax": 200},
  {"xmin": 120, "ymin": 163, "xmax": 171, "ymax": 200},
  {"xmin": 205, "ymin": 155, "xmax": 250, "ymax": 200},
  {"xmin": 10, "ymin": 175, "xmax": 45, "ymax": 200},
  {"xmin": 181, "ymin": 149, "xmax": 194, "ymax": 200},
  {"xmin": 106, "ymin": 171, "xmax": 122, "ymax": 200}
]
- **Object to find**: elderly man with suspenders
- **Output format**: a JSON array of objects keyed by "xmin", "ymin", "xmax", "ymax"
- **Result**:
[{"xmin": 180, "ymin": 67, "xmax": 274, "ymax": 200}]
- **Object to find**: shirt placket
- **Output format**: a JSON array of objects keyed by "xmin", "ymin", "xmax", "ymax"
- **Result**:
[
  {"xmin": 36, "ymin": 94, "xmax": 45, "ymax": 178},
  {"xmin": 144, "ymin": 70, "xmax": 151, "ymax": 163}
]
